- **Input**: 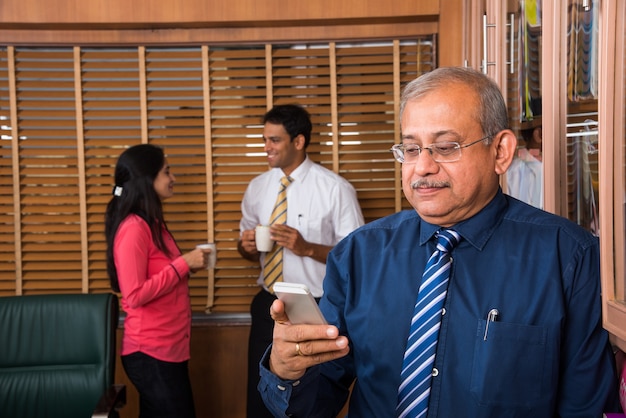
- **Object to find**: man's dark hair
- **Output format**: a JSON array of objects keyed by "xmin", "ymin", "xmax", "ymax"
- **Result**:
[{"xmin": 263, "ymin": 104, "xmax": 312, "ymax": 148}]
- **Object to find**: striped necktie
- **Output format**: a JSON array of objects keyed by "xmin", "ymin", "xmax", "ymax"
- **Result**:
[
  {"xmin": 263, "ymin": 175, "xmax": 293, "ymax": 292},
  {"xmin": 396, "ymin": 229, "xmax": 461, "ymax": 418}
]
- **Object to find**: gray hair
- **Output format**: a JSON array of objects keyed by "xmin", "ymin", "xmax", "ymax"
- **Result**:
[{"xmin": 400, "ymin": 67, "xmax": 509, "ymax": 141}]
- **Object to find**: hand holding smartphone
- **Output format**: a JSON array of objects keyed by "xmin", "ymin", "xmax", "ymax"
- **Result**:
[{"xmin": 272, "ymin": 282, "xmax": 327, "ymax": 325}]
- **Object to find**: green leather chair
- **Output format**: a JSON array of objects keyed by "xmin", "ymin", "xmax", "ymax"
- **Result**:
[{"xmin": 0, "ymin": 293, "xmax": 126, "ymax": 418}]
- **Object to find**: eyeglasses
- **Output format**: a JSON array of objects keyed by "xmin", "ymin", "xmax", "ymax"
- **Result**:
[{"xmin": 390, "ymin": 135, "xmax": 493, "ymax": 164}]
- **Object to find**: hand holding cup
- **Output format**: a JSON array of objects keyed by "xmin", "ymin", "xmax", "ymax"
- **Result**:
[{"xmin": 196, "ymin": 243, "xmax": 217, "ymax": 269}]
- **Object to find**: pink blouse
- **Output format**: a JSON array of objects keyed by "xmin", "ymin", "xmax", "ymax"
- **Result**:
[{"xmin": 114, "ymin": 214, "xmax": 192, "ymax": 362}]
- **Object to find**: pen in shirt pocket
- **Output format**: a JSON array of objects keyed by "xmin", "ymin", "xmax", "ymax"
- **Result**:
[
  {"xmin": 483, "ymin": 308, "xmax": 499, "ymax": 341},
  {"xmin": 298, "ymin": 214, "xmax": 303, "ymax": 227}
]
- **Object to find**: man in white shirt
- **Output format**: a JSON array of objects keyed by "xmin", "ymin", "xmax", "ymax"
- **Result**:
[
  {"xmin": 506, "ymin": 121, "xmax": 543, "ymax": 208},
  {"xmin": 237, "ymin": 104, "xmax": 364, "ymax": 418}
]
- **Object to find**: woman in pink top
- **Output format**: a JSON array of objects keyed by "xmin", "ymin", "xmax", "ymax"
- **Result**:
[{"xmin": 105, "ymin": 144, "xmax": 210, "ymax": 418}]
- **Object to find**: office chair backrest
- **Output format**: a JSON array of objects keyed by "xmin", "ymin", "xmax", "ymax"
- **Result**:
[{"xmin": 0, "ymin": 293, "xmax": 119, "ymax": 418}]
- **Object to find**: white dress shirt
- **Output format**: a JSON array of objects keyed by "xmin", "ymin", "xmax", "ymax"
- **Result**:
[
  {"xmin": 506, "ymin": 148, "xmax": 543, "ymax": 209},
  {"xmin": 240, "ymin": 156, "xmax": 364, "ymax": 297}
]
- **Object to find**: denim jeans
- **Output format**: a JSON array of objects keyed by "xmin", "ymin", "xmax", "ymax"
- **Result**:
[{"xmin": 122, "ymin": 351, "xmax": 196, "ymax": 418}]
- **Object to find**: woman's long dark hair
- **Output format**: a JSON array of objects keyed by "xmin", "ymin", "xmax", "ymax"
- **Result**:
[{"xmin": 104, "ymin": 144, "xmax": 172, "ymax": 292}]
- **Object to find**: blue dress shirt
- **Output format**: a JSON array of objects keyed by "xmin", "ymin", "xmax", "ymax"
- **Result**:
[{"xmin": 259, "ymin": 190, "xmax": 619, "ymax": 417}]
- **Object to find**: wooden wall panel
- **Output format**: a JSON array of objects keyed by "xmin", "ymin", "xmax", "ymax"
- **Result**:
[
  {"xmin": 0, "ymin": 0, "xmax": 438, "ymax": 27},
  {"xmin": 0, "ymin": 0, "xmax": 465, "ymax": 71},
  {"xmin": 115, "ymin": 320, "xmax": 346, "ymax": 417},
  {"xmin": 116, "ymin": 321, "xmax": 251, "ymax": 418}
]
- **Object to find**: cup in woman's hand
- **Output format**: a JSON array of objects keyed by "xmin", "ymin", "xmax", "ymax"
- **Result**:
[{"xmin": 196, "ymin": 243, "xmax": 217, "ymax": 269}]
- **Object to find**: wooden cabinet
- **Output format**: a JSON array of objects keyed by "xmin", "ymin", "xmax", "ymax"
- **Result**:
[{"xmin": 599, "ymin": 0, "xmax": 626, "ymax": 353}]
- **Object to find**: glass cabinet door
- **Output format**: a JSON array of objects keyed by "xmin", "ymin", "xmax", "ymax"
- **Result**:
[
  {"xmin": 476, "ymin": 0, "xmax": 544, "ymax": 209},
  {"xmin": 508, "ymin": 0, "xmax": 543, "ymax": 210},
  {"xmin": 565, "ymin": 0, "xmax": 600, "ymax": 236},
  {"xmin": 477, "ymin": 0, "xmax": 601, "ymax": 225}
]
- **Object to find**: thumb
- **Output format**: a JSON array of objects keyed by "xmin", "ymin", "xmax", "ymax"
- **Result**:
[{"xmin": 270, "ymin": 299, "xmax": 290, "ymax": 324}]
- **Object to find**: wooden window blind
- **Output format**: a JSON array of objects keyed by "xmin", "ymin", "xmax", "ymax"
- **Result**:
[
  {"xmin": 82, "ymin": 48, "xmax": 143, "ymax": 295},
  {"xmin": 0, "ymin": 38, "xmax": 436, "ymax": 312}
]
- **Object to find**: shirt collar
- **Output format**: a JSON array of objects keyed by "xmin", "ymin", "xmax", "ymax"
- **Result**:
[
  {"xmin": 419, "ymin": 188, "xmax": 508, "ymax": 251},
  {"xmin": 276, "ymin": 155, "xmax": 313, "ymax": 184}
]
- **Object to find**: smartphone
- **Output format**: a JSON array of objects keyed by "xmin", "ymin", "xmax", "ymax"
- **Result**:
[{"xmin": 272, "ymin": 282, "xmax": 327, "ymax": 325}]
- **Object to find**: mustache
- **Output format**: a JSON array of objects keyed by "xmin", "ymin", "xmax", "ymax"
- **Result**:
[{"xmin": 410, "ymin": 179, "xmax": 450, "ymax": 189}]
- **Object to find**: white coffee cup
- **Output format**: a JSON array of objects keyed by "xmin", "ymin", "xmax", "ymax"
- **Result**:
[
  {"xmin": 255, "ymin": 225, "xmax": 274, "ymax": 252},
  {"xmin": 196, "ymin": 243, "xmax": 217, "ymax": 269}
]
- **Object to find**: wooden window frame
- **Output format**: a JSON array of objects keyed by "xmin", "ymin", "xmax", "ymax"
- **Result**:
[{"xmin": 599, "ymin": 0, "xmax": 626, "ymax": 351}]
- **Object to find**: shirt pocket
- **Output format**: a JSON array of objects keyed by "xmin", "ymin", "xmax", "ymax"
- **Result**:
[
  {"xmin": 470, "ymin": 319, "xmax": 548, "ymax": 407},
  {"xmin": 295, "ymin": 213, "xmax": 324, "ymax": 246}
]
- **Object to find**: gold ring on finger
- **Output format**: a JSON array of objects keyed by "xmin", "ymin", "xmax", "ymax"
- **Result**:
[{"xmin": 295, "ymin": 342, "xmax": 303, "ymax": 356}]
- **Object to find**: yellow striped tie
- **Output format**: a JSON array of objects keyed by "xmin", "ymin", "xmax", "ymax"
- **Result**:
[{"xmin": 263, "ymin": 176, "xmax": 293, "ymax": 292}]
